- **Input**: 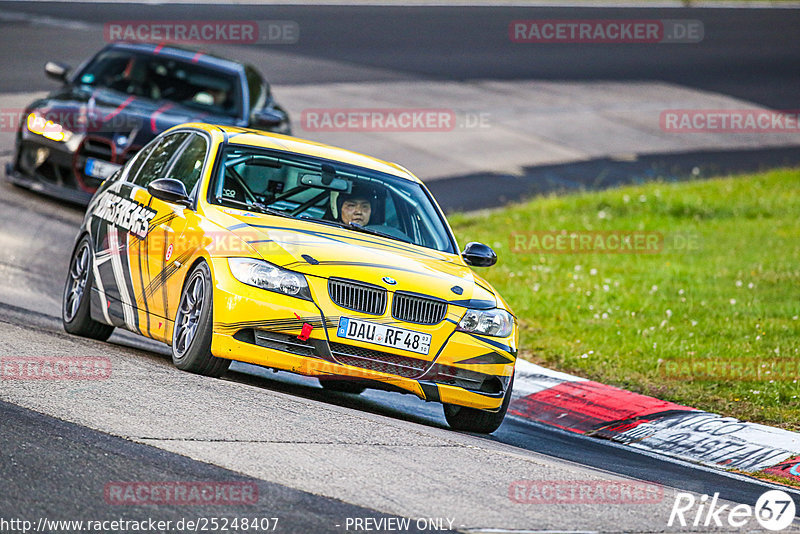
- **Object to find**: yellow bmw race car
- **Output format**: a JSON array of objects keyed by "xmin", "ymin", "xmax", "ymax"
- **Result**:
[{"xmin": 62, "ymin": 123, "xmax": 517, "ymax": 433}]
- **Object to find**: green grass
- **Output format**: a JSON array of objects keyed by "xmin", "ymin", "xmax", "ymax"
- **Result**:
[{"xmin": 449, "ymin": 168, "xmax": 800, "ymax": 430}]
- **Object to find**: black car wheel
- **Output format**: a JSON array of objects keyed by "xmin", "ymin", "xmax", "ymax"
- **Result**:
[
  {"xmin": 62, "ymin": 235, "xmax": 115, "ymax": 341},
  {"xmin": 443, "ymin": 374, "xmax": 514, "ymax": 434},
  {"xmin": 172, "ymin": 262, "xmax": 230, "ymax": 377}
]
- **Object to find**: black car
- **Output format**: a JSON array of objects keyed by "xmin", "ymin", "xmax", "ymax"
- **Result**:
[{"xmin": 6, "ymin": 42, "xmax": 291, "ymax": 205}]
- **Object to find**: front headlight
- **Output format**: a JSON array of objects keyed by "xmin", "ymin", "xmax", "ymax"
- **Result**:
[
  {"xmin": 26, "ymin": 112, "xmax": 74, "ymax": 143},
  {"xmin": 228, "ymin": 258, "xmax": 312, "ymax": 301},
  {"xmin": 458, "ymin": 308, "xmax": 513, "ymax": 337}
]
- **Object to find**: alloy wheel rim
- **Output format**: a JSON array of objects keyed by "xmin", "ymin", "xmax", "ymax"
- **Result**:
[
  {"xmin": 174, "ymin": 273, "xmax": 205, "ymax": 357},
  {"xmin": 64, "ymin": 243, "xmax": 90, "ymax": 322}
]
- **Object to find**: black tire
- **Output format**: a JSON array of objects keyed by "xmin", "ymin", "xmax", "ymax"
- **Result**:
[
  {"xmin": 318, "ymin": 377, "xmax": 367, "ymax": 395},
  {"xmin": 62, "ymin": 235, "xmax": 114, "ymax": 341},
  {"xmin": 443, "ymin": 374, "xmax": 514, "ymax": 434},
  {"xmin": 171, "ymin": 262, "xmax": 230, "ymax": 378}
]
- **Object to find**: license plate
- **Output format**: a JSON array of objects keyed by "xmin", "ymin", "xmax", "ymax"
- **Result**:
[
  {"xmin": 84, "ymin": 158, "xmax": 121, "ymax": 180},
  {"xmin": 336, "ymin": 317, "xmax": 431, "ymax": 355}
]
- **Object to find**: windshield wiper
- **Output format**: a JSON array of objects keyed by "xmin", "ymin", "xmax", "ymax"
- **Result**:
[{"xmin": 215, "ymin": 197, "xmax": 292, "ymax": 219}]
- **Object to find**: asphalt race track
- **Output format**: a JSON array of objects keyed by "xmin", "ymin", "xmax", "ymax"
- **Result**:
[
  {"xmin": 1, "ymin": 2, "xmax": 800, "ymax": 532},
  {"xmin": 1, "ymin": 2, "xmax": 799, "ymax": 109}
]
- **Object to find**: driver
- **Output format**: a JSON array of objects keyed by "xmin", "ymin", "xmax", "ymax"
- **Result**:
[{"xmin": 335, "ymin": 184, "xmax": 378, "ymax": 226}]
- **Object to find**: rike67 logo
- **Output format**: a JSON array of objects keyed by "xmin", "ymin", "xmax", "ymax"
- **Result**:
[{"xmin": 669, "ymin": 490, "xmax": 797, "ymax": 531}]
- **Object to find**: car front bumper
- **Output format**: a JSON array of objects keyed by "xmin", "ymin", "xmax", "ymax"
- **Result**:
[{"xmin": 208, "ymin": 257, "xmax": 516, "ymax": 411}]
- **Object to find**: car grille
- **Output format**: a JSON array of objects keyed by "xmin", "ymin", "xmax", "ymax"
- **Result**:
[
  {"xmin": 76, "ymin": 138, "xmax": 116, "ymax": 190},
  {"xmin": 328, "ymin": 278, "xmax": 386, "ymax": 315},
  {"xmin": 83, "ymin": 138, "xmax": 114, "ymax": 159},
  {"xmin": 329, "ymin": 341, "xmax": 431, "ymax": 378},
  {"xmin": 392, "ymin": 292, "xmax": 447, "ymax": 325}
]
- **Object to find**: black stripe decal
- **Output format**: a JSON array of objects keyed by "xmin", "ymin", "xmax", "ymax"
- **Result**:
[
  {"xmin": 474, "ymin": 280, "xmax": 495, "ymax": 296},
  {"xmin": 456, "ymin": 352, "xmax": 514, "ymax": 365},
  {"xmin": 214, "ymin": 316, "xmax": 337, "ymax": 334},
  {"xmin": 119, "ymin": 225, "xmax": 141, "ymax": 334},
  {"xmin": 418, "ymin": 382, "xmax": 440, "ymax": 402},
  {"xmin": 143, "ymin": 248, "xmax": 194, "ymax": 303},
  {"xmin": 161, "ymin": 222, "xmax": 170, "ymax": 318},
  {"xmin": 448, "ymin": 298, "xmax": 495, "ymax": 309},
  {"xmin": 137, "ymin": 196, "xmax": 155, "ymax": 336},
  {"xmin": 463, "ymin": 333, "xmax": 516, "ymax": 356}
]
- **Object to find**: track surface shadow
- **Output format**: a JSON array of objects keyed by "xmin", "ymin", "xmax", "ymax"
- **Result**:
[{"xmin": 429, "ymin": 145, "xmax": 800, "ymax": 212}]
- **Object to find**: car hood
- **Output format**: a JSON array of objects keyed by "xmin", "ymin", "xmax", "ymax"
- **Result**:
[
  {"xmin": 218, "ymin": 214, "xmax": 499, "ymax": 309},
  {"xmin": 30, "ymin": 85, "xmax": 240, "ymax": 148}
]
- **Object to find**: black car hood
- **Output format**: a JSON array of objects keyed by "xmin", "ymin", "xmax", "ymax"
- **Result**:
[{"xmin": 30, "ymin": 85, "xmax": 242, "ymax": 150}]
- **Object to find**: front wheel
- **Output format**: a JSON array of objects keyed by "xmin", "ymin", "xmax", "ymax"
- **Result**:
[
  {"xmin": 443, "ymin": 374, "xmax": 514, "ymax": 434},
  {"xmin": 172, "ymin": 262, "xmax": 230, "ymax": 378},
  {"xmin": 62, "ymin": 235, "xmax": 114, "ymax": 341}
]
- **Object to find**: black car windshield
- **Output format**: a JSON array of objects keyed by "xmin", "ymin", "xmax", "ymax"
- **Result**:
[
  {"xmin": 209, "ymin": 146, "xmax": 456, "ymax": 254},
  {"xmin": 76, "ymin": 49, "xmax": 242, "ymax": 118}
]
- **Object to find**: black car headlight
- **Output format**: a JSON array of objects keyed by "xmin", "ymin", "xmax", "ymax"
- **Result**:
[
  {"xmin": 228, "ymin": 258, "xmax": 312, "ymax": 301},
  {"xmin": 458, "ymin": 308, "xmax": 513, "ymax": 338}
]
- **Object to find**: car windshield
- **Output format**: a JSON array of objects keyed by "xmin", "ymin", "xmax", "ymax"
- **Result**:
[
  {"xmin": 209, "ymin": 145, "xmax": 456, "ymax": 254},
  {"xmin": 75, "ymin": 49, "xmax": 242, "ymax": 118}
]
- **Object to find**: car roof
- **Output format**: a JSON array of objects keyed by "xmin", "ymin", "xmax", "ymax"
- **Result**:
[
  {"xmin": 172, "ymin": 123, "xmax": 421, "ymax": 183},
  {"xmin": 106, "ymin": 42, "xmax": 242, "ymax": 75}
]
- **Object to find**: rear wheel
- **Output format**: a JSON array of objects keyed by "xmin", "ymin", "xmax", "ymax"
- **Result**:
[
  {"xmin": 62, "ymin": 235, "xmax": 114, "ymax": 341},
  {"xmin": 443, "ymin": 375, "xmax": 514, "ymax": 434},
  {"xmin": 172, "ymin": 262, "xmax": 230, "ymax": 378},
  {"xmin": 318, "ymin": 377, "xmax": 367, "ymax": 395}
]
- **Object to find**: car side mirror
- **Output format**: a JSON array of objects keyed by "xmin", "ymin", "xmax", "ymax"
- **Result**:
[
  {"xmin": 462, "ymin": 242, "xmax": 497, "ymax": 267},
  {"xmin": 251, "ymin": 108, "xmax": 287, "ymax": 131},
  {"xmin": 147, "ymin": 178, "xmax": 192, "ymax": 208},
  {"xmin": 45, "ymin": 61, "xmax": 70, "ymax": 83}
]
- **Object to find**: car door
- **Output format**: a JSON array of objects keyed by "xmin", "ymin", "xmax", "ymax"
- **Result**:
[
  {"xmin": 87, "ymin": 139, "xmax": 165, "ymax": 333},
  {"xmin": 135, "ymin": 132, "xmax": 212, "ymax": 342},
  {"xmin": 124, "ymin": 130, "xmax": 196, "ymax": 341}
]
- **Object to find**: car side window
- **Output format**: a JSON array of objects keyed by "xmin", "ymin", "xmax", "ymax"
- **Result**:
[
  {"xmin": 132, "ymin": 132, "xmax": 190, "ymax": 188},
  {"xmin": 124, "ymin": 142, "xmax": 157, "ymax": 183},
  {"xmin": 245, "ymin": 65, "xmax": 267, "ymax": 112},
  {"xmin": 164, "ymin": 134, "xmax": 208, "ymax": 197}
]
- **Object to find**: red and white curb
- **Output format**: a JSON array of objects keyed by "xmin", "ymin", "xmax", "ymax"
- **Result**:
[{"xmin": 510, "ymin": 360, "xmax": 800, "ymax": 485}]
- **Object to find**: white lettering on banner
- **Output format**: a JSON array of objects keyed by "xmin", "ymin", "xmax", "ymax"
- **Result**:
[{"xmin": 614, "ymin": 412, "xmax": 800, "ymax": 471}]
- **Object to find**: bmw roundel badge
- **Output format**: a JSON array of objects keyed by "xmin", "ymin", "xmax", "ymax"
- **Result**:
[{"xmin": 382, "ymin": 276, "xmax": 397, "ymax": 285}]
